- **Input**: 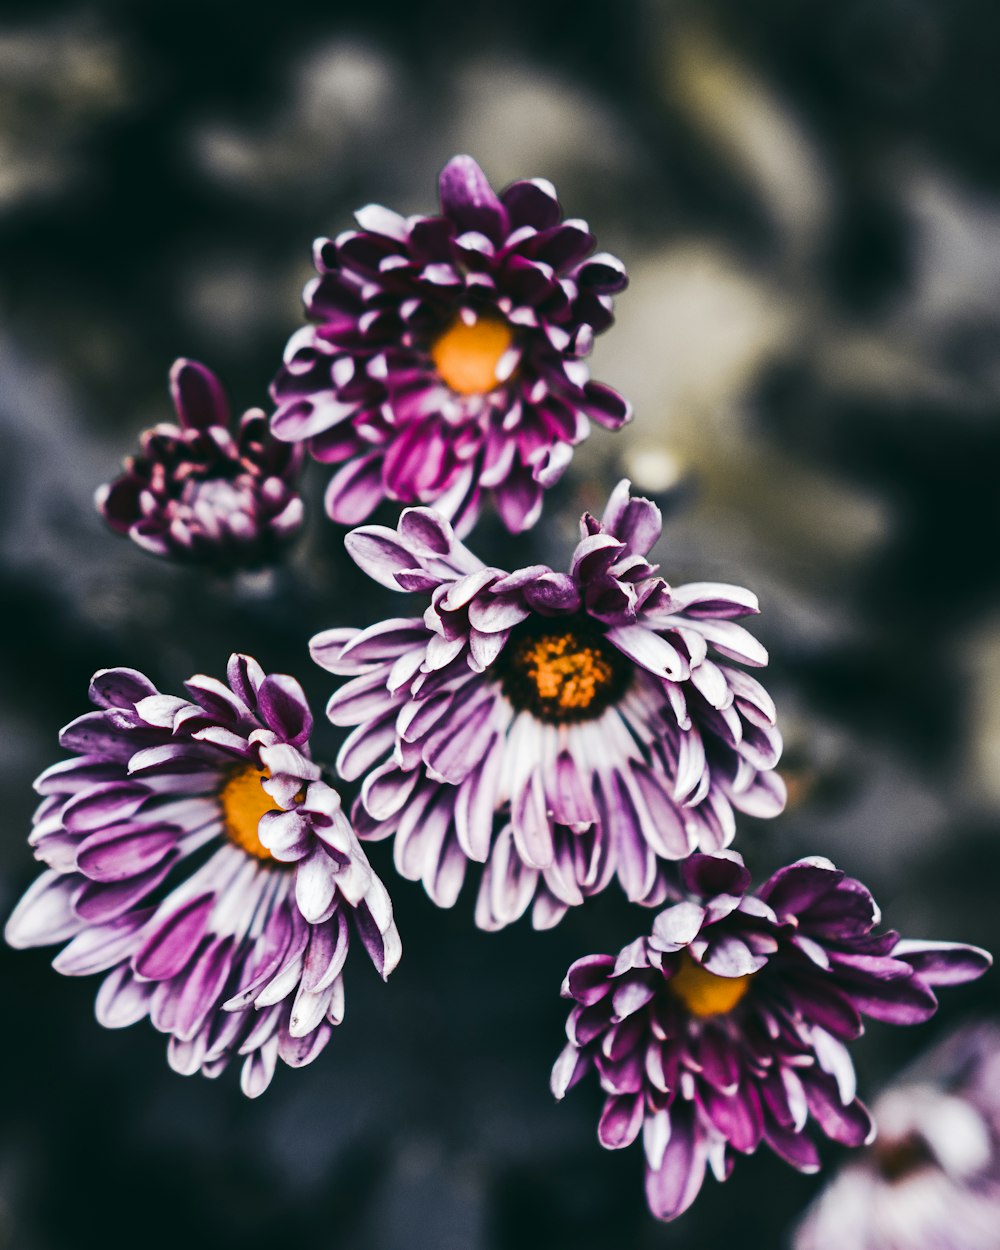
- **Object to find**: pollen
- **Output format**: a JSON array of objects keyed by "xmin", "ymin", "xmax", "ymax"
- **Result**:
[
  {"xmin": 220, "ymin": 765, "xmax": 281, "ymax": 861},
  {"xmin": 520, "ymin": 634, "xmax": 614, "ymax": 713},
  {"xmin": 431, "ymin": 313, "xmax": 513, "ymax": 396},
  {"xmin": 496, "ymin": 615, "xmax": 630, "ymax": 724},
  {"xmin": 668, "ymin": 952, "xmax": 752, "ymax": 1018}
]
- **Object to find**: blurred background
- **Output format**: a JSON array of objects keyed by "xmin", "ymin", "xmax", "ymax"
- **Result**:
[{"xmin": 2, "ymin": 1, "xmax": 999, "ymax": 1246}]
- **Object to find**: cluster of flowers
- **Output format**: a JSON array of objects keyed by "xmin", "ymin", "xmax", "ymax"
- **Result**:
[{"xmin": 7, "ymin": 157, "xmax": 990, "ymax": 1222}]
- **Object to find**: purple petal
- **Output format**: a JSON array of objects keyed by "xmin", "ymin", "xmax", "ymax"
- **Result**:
[
  {"xmin": 75, "ymin": 855, "xmax": 178, "ymax": 923},
  {"xmin": 650, "ymin": 902, "xmax": 706, "ymax": 951},
  {"xmin": 301, "ymin": 910, "xmax": 350, "ymax": 993},
  {"xmin": 295, "ymin": 849, "xmax": 339, "ymax": 924},
  {"xmin": 226, "ymin": 654, "xmax": 266, "ymax": 707},
  {"xmin": 644, "ymin": 1107, "xmax": 708, "ymax": 1222},
  {"xmin": 681, "ymin": 851, "xmax": 750, "ymax": 900},
  {"xmin": 601, "ymin": 480, "xmax": 661, "ymax": 555},
  {"xmin": 467, "ymin": 592, "xmax": 530, "ymax": 633},
  {"xmin": 344, "ymin": 525, "xmax": 421, "ymax": 591},
  {"xmin": 53, "ymin": 908, "xmax": 152, "ymax": 976},
  {"xmin": 763, "ymin": 1122, "xmax": 820, "ymax": 1173},
  {"xmin": 892, "ymin": 939, "xmax": 992, "ymax": 986},
  {"xmin": 502, "ymin": 177, "xmax": 561, "ymax": 229},
  {"xmin": 61, "ymin": 781, "xmax": 148, "ymax": 834},
  {"xmin": 606, "ymin": 624, "xmax": 687, "ymax": 681},
  {"xmin": 551, "ymin": 1042, "xmax": 590, "ymax": 1099},
  {"xmin": 4, "ymin": 871, "xmax": 84, "ymax": 948},
  {"xmin": 493, "ymin": 470, "xmax": 543, "ymax": 534},
  {"xmin": 76, "ymin": 825, "xmax": 177, "ymax": 882},
  {"xmin": 88, "ymin": 668, "xmax": 158, "ymax": 710},
  {"xmin": 597, "ymin": 1093, "xmax": 644, "ymax": 1149},
  {"xmin": 170, "ymin": 358, "xmax": 229, "ymax": 430},
  {"xmin": 562, "ymin": 954, "xmax": 615, "ymax": 1005},
  {"xmin": 133, "ymin": 894, "xmax": 215, "ymax": 981},
  {"xmin": 258, "ymin": 673, "xmax": 312, "ymax": 747},
  {"xmin": 802, "ymin": 1074, "xmax": 874, "ymax": 1148},
  {"xmin": 95, "ymin": 964, "xmax": 156, "ymax": 1028},
  {"xmin": 758, "ymin": 858, "xmax": 842, "ymax": 918},
  {"xmin": 668, "ymin": 582, "xmax": 759, "ymax": 619},
  {"xmin": 438, "ymin": 154, "xmax": 507, "ymax": 241},
  {"xmin": 398, "ymin": 507, "xmax": 456, "ymax": 556},
  {"xmin": 522, "ymin": 572, "xmax": 580, "ymax": 613},
  {"xmin": 240, "ymin": 1035, "xmax": 279, "ymax": 1098},
  {"xmin": 323, "ymin": 451, "xmax": 385, "ymax": 524},
  {"xmin": 702, "ymin": 1083, "xmax": 763, "ymax": 1154},
  {"xmin": 172, "ymin": 936, "xmax": 235, "ymax": 1041}
]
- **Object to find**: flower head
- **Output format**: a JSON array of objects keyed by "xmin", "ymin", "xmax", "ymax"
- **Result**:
[
  {"xmin": 795, "ymin": 1024, "xmax": 1000, "ymax": 1250},
  {"xmin": 5, "ymin": 655, "xmax": 400, "ymax": 1097},
  {"xmin": 312, "ymin": 480, "xmax": 785, "ymax": 930},
  {"xmin": 270, "ymin": 154, "xmax": 630, "ymax": 534},
  {"xmin": 552, "ymin": 852, "xmax": 991, "ymax": 1222},
  {"xmin": 97, "ymin": 359, "xmax": 305, "ymax": 567}
]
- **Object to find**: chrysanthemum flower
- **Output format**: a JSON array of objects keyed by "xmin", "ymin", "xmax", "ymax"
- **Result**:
[
  {"xmin": 270, "ymin": 154, "xmax": 630, "ymax": 534},
  {"xmin": 312, "ymin": 480, "xmax": 785, "ymax": 930},
  {"xmin": 5, "ymin": 655, "xmax": 400, "ymax": 1097},
  {"xmin": 551, "ymin": 852, "xmax": 991, "ymax": 1222},
  {"xmin": 97, "ymin": 359, "xmax": 305, "ymax": 567},
  {"xmin": 795, "ymin": 1024, "xmax": 1000, "ymax": 1250}
]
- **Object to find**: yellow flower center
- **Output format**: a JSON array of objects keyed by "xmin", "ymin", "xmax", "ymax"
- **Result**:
[
  {"xmin": 520, "ymin": 633, "xmax": 615, "ymax": 714},
  {"xmin": 430, "ymin": 313, "xmax": 513, "ymax": 395},
  {"xmin": 220, "ymin": 765, "xmax": 281, "ymax": 861},
  {"xmin": 668, "ymin": 952, "xmax": 752, "ymax": 1018},
  {"xmin": 496, "ymin": 618, "xmax": 630, "ymax": 724}
]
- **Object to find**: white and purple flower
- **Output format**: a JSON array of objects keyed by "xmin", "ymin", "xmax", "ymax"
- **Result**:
[
  {"xmin": 97, "ymin": 358, "xmax": 305, "ymax": 568},
  {"xmin": 552, "ymin": 852, "xmax": 991, "ymax": 1222},
  {"xmin": 312, "ymin": 480, "xmax": 785, "ymax": 930},
  {"xmin": 795, "ymin": 1024, "xmax": 1000, "ymax": 1250},
  {"xmin": 270, "ymin": 154, "xmax": 630, "ymax": 534},
  {"xmin": 5, "ymin": 655, "xmax": 400, "ymax": 1097}
]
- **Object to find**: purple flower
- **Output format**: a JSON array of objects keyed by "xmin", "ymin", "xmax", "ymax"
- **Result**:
[
  {"xmin": 97, "ymin": 359, "xmax": 305, "ymax": 567},
  {"xmin": 795, "ymin": 1024, "xmax": 1000, "ymax": 1250},
  {"xmin": 270, "ymin": 154, "xmax": 630, "ymax": 535},
  {"xmin": 5, "ymin": 655, "xmax": 400, "ymax": 1097},
  {"xmin": 312, "ymin": 480, "xmax": 785, "ymax": 930},
  {"xmin": 552, "ymin": 852, "xmax": 991, "ymax": 1222}
]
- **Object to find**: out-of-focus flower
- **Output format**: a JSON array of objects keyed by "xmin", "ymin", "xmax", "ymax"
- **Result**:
[
  {"xmin": 312, "ymin": 480, "xmax": 784, "ymax": 929},
  {"xmin": 270, "ymin": 154, "xmax": 630, "ymax": 534},
  {"xmin": 795, "ymin": 1024, "xmax": 1000, "ymax": 1250},
  {"xmin": 5, "ymin": 655, "xmax": 400, "ymax": 1097},
  {"xmin": 551, "ymin": 852, "xmax": 991, "ymax": 1222},
  {"xmin": 97, "ymin": 359, "xmax": 305, "ymax": 568}
]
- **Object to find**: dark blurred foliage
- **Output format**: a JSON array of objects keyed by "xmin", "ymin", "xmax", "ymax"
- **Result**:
[{"xmin": 2, "ymin": 1, "xmax": 999, "ymax": 1247}]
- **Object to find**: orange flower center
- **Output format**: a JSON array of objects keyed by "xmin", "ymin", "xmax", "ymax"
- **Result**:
[
  {"xmin": 520, "ymin": 633, "xmax": 615, "ymax": 714},
  {"xmin": 668, "ymin": 952, "xmax": 752, "ymax": 1018},
  {"xmin": 220, "ymin": 765, "xmax": 281, "ymax": 861},
  {"xmin": 430, "ymin": 313, "xmax": 513, "ymax": 395},
  {"xmin": 496, "ymin": 617, "xmax": 630, "ymax": 724}
]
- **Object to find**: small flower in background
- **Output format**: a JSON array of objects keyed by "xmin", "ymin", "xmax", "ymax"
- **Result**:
[
  {"xmin": 97, "ymin": 359, "xmax": 305, "ymax": 568},
  {"xmin": 5, "ymin": 654, "xmax": 400, "ymax": 1097},
  {"xmin": 312, "ymin": 480, "xmax": 785, "ymax": 929},
  {"xmin": 794, "ymin": 1024, "xmax": 1000, "ymax": 1250},
  {"xmin": 551, "ymin": 852, "xmax": 990, "ymax": 1222},
  {"xmin": 270, "ymin": 153, "xmax": 630, "ymax": 534}
]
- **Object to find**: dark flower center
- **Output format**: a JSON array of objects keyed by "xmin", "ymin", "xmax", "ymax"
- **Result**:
[
  {"xmin": 874, "ymin": 1133, "xmax": 936, "ymax": 1183},
  {"xmin": 668, "ymin": 952, "xmax": 753, "ymax": 1018},
  {"xmin": 495, "ymin": 613, "xmax": 630, "ymax": 723},
  {"xmin": 430, "ymin": 312, "xmax": 513, "ymax": 395},
  {"xmin": 220, "ymin": 765, "xmax": 283, "ymax": 862}
]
